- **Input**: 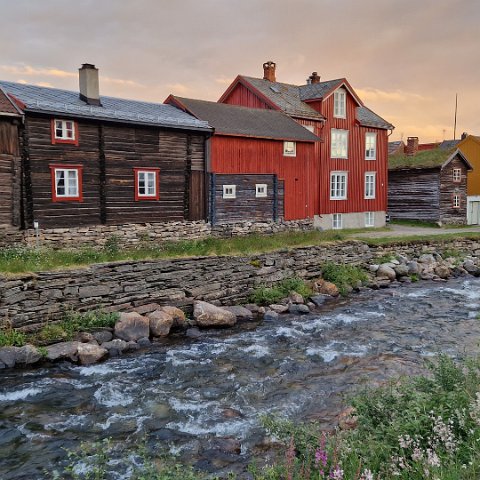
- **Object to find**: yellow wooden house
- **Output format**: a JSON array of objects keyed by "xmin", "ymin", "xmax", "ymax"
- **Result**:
[{"xmin": 458, "ymin": 134, "xmax": 480, "ymax": 224}]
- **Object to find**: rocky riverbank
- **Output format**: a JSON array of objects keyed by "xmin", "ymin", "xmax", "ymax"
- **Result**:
[{"xmin": 1, "ymin": 246, "xmax": 479, "ymax": 371}]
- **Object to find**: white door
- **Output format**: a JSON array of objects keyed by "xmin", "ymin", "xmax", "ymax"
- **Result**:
[{"xmin": 472, "ymin": 202, "xmax": 480, "ymax": 225}]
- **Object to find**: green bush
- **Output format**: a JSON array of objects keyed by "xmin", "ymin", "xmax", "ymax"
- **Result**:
[
  {"xmin": 0, "ymin": 327, "xmax": 26, "ymax": 347},
  {"xmin": 249, "ymin": 278, "xmax": 313, "ymax": 305},
  {"xmin": 321, "ymin": 262, "xmax": 368, "ymax": 296}
]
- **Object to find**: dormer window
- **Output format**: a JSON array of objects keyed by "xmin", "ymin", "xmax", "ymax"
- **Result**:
[
  {"xmin": 334, "ymin": 88, "xmax": 346, "ymax": 118},
  {"xmin": 51, "ymin": 119, "xmax": 78, "ymax": 145},
  {"xmin": 283, "ymin": 141, "xmax": 296, "ymax": 157},
  {"xmin": 453, "ymin": 168, "xmax": 461, "ymax": 182}
]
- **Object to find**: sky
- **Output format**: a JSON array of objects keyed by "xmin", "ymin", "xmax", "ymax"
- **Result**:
[{"xmin": 1, "ymin": 0, "xmax": 479, "ymax": 143}]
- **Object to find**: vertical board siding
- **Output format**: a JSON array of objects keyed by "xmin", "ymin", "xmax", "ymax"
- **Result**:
[
  {"xmin": 211, "ymin": 136, "xmax": 317, "ymax": 220},
  {"xmin": 222, "ymin": 83, "xmax": 272, "ymax": 110},
  {"xmin": 0, "ymin": 120, "xmax": 20, "ymax": 225}
]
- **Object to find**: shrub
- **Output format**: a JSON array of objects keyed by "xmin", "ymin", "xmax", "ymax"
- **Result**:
[
  {"xmin": 0, "ymin": 327, "xmax": 26, "ymax": 347},
  {"xmin": 321, "ymin": 262, "xmax": 368, "ymax": 296},
  {"xmin": 249, "ymin": 278, "xmax": 313, "ymax": 305}
]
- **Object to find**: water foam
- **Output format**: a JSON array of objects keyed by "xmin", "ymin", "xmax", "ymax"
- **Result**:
[{"xmin": 0, "ymin": 387, "xmax": 42, "ymax": 402}]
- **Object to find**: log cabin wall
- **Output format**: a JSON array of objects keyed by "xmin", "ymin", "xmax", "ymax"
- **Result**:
[
  {"xmin": 0, "ymin": 118, "xmax": 21, "ymax": 227},
  {"xmin": 211, "ymin": 173, "xmax": 284, "ymax": 224},
  {"xmin": 439, "ymin": 156, "xmax": 468, "ymax": 224},
  {"xmin": 388, "ymin": 169, "xmax": 441, "ymax": 222}
]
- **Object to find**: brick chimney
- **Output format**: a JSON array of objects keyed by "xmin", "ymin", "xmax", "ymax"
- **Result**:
[
  {"xmin": 263, "ymin": 61, "xmax": 276, "ymax": 82},
  {"xmin": 309, "ymin": 72, "xmax": 321, "ymax": 84},
  {"xmin": 79, "ymin": 63, "xmax": 101, "ymax": 106},
  {"xmin": 406, "ymin": 136, "xmax": 419, "ymax": 156}
]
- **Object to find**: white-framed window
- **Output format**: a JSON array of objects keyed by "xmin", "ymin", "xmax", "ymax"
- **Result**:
[
  {"xmin": 330, "ymin": 171, "xmax": 348, "ymax": 200},
  {"xmin": 283, "ymin": 141, "xmax": 296, "ymax": 156},
  {"xmin": 134, "ymin": 168, "xmax": 160, "ymax": 201},
  {"xmin": 453, "ymin": 193, "xmax": 460, "ymax": 209},
  {"xmin": 332, "ymin": 213, "xmax": 343, "ymax": 230},
  {"xmin": 365, "ymin": 211, "xmax": 375, "ymax": 227},
  {"xmin": 365, "ymin": 132, "xmax": 377, "ymax": 160},
  {"xmin": 334, "ymin": 88, "xmax": 346, "ymax": 118},
  {"xmin": 331, "ymin": 129, "xmax": 348, "ymax": 159},
  {"xmin": 223, "ymin": 185, "xmax": 236, "ymax": 199},
  {"xmin": 255, "ymin": 184, "xmax": 267, "ymax": 197},
  {"xmin": 453, "ymin": 168, "xmax": 461, "ymax": 182},
  {"xmin": 54, "ymin": 119, "xmax": 75, "ymax": 141},
  {"xmin": 49, "ymin": 165, "xmax": 83, "ymax": 202},
  {"xmin": 364, "ymin": 172, "xmax": 376, "ymax": 199}
]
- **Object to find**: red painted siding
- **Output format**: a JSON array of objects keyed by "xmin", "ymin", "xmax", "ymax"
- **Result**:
[
  {"xmin": 210, "ymin": 136, "xmax": 318, "ymax": 220},
  {"xmin": 222, "ymin": 84, "xmax": 272, "ymax": 110}
]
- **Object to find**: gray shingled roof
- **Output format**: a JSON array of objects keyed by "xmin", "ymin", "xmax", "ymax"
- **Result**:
[
  {"xmin": 173, "ymin": 97, "xmax": 320, "ymax": 142},
  {"xmin": 0, "ymin": 81, "xmax": 211, "ymax": 131},
  {"xmin": 388, "ymin": 140, "xmax": 405, "ymax": 155},
  {"xmin": 241, "ymin": 76, "xmax": 324, "ymax": 120},
  {"xmin": 439, "ymin": 139, "xmax": 460, "ymax": 150},
  {"xmin": 357, "ymin": 106, "xmax": 394, "ymax": 130},
  {"xmin": 298, "ymin": 79, "xmax": 344, "ymax": 101}
]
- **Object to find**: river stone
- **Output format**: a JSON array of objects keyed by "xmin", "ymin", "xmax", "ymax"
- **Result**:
[
  {"xmin": 185, "ymin": 327, "xmax": 203, "ymax": 338},
  {"xmin": 102, "ymin": 339, "xmax": 128, "ymax": 355},
  {"xmin": 463, "ymin": 259, "xmax": 479, "ymax": 274},
  {"xmin": 369, "ymin": 264, "xmax": 379, "ymax": 273},
  {"xmin": 14, "ymin": 345, "xmax": 42, "ymax": 365},
  {"xmin": 148, "ymin": 310, "xmax": 174, "ymax": 337},
  {"xmin": 243, "ymin": 304, "xmax": 261, "ymax": 314},
  {"xmin": 315, "ymin": 279, "xmax": 340, "ymax": 297},
  {"xmin": 73, "ymin": 332, "xmax": 96, "ymax": 343},
  {"xmin": 377, "ymin": 264, "xmax": 396, "ymax": 281},
  {"xmin": 137, "ymin": 337, "xmax": 151, "ymax": 347},
  {"xmin": 46, "ymin": 341, "xmax": 80, "ymax": 362},
  {"xmin": 263, "ymin": 310, "xmax": 279, "ymax": 321},
  {"xmin": 434, "ymin": 264, "xmax": 451, "ymax": 279},
  {"xmin": 222, "ymin": 306, "xmax": 254, "ymax": 321},
  {"xmin": 93, "ymin": 330, "xmax": 113, "ymax": 344},
  {"xmin": 0, "ymin": 347, "xmax": 19, "ymax": 368},
  {"xmin": 77, "ymin": 343, "xmax": 107, "ymax": 365},
  {"xmin": 269, "ymin": 304, "xmax": 289, "ymax": 314},
  {"xmin": 309, "ymin": 295, "xmax": 330, "ymax": 307},
  {"xmin": 418, "ymin": 253, "xmax": 435, "ymax": 264},
  {"xmin": 288, "ymin": 291, "xmax": 304, "ymax": 304},
  {"xmin": 159, "ymin": 306, "xmax": 188, "ymax": 329},
  {"xmin": 393, "ymin": 264, "xmax": 409, "ymax": 277},
  {"xmin": 114, "ymin": 312, "xmax": 150, "ymax": 341},
  {"xmin": 193, "ymin": 301, "xmax": 236, "ymax": 328},
  {"xmin": 407, "ymin": 261, "xmax": 420, "ymax": 274},
  {"xmin": 288, "ymin": 304, "xmax": 310, "ymax": 315}
]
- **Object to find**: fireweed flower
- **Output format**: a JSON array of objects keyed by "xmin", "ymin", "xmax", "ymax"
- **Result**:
[{"xmin": 330, "ymin": 466, "xmax": 344, "ymax": 479}]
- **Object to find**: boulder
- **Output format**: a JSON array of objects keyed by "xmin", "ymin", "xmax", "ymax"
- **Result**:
[
  {"xmin": 73, "ymin": 332, "xmax": 96, "ymax": 343},
  {"xmin": 159, "ymin": 306, "xmax": 188, "ymax": 329},
  {"xmin": 315, "ymin": 280, "xmax": 340, "ymax": 297},
  {"xmin": 135, "ymin": 303, "xmax": 162, "ymax": 315},
  {"xmin": 193, "ymin": 301, "xmax": 236, "ymax": 328},
  {"xmin": 288, "ymin": 304, "xmax": 310, "ymax": 315},
  {"xmin": 14, "ymin": 345, "xmax": 42, "ymax": 365},
  {"xmin": 407, "ymin": 261, "xmax": 420, "ymax": 275},
  {"xmin": 418, "ymin": 253, "xmax": 435, "ymax": 264},
  {"xmin": 137, "ymin": 337, "xmax": 151, "ymax": 348},
  {"xmin": 185, "ymin": 327, "xmax": 203, "ymax": 338},
  {"xmin": 0, "ymin": 347, "xmax": 19, "ymax": 368},
  {"xmin": 434, "ymin": 264, "xmax": 451, "ymax": 279},
  {"xmin": 102, "ymin": 339, "xmax": 129, "ymax": 355},
  {"xmin": 148, "ymin": 310, "xmax": 174, "ymax": 337},
  {"xmin": 288, "ymin": 291, "xmax": 304, "ymax": 304},
  {"xmin": 77, "ymin": 343, "xmax": 108, "ymax": 365},
  {"xmin": 269, "ymin": 304, "xmax": 289, "ymax": 314},
  {"xmin": 222, "ymin": 306, "xmax": 254, "ymax": 321},
  {"xmin": 93, "ymin": 330, "xmax": 113, "ymax": 344},
  {"xmin": 243, "ymin": 304, "xmax": 261, "ymax": 314},
  {"xmin": 369, "ymin": 264, "xmax": 379, "ymax": 273},
  {"xmin": 393, "ymin": 264, "xmax": 409, "ymax": 277},
  {"xmin": 263, "ymin": 310, "xmax": 279, "ymax": 321},
  {"xmin": 377, "ymin": 264, "xmax": 396, "ymax": 281},
  {"xmin": 114, "ymin": 312, "xmax": 150, "ymax": 341},
  {"xmin": 464, "ymin": 259, "xmax": 479, "ymax": 275},
  {"xmin": 309, "ymin": 294, "xmax": 332, "ymax": 307},
  {"xmin": 46, "ymin": 341, "xmax": 80, "ymax": 362}
]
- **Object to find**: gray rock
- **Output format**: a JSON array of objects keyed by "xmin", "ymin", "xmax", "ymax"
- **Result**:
[
  {"xmin": 418, "ymin": 254, "xmax": 435, "ymax": 264},
  {"xmin": 0, "ymin": 347, "xmax": 19, "ymax": 368},
  {"xmin": 309, "ymin": 295, "xmax": 332, "ymax": 307},
  {"xmin": 93, "ymin": 330, "xmax": 113, "ymax": 344},
  {"xmin": 407, "ymin": 261, "xmax": 420, "ymax": 275},
  {"xmin": 393, "ymin": 264, "xmax": 409, "ymax": 277},
  {"xmin": 148, "ymin": 310, "xmax": 174, "ymax": 337},
  {"xmin": 135, "ymin": 303, "xmax": 162, "ymax": 315},
  {"xmin": 288, "ymin": 304, "xmax": 310, "ymax": 315},
  {"xmin": 102, "ymin": 339, "xmax": 128, "ymax": 354},
  {"xmin": 263, "ymin": 310, "xmax": 279, "ymax": 321},
  {"xmin": 268, "ymin": 304, "xmax": 289, "ymax": 314},
  {"xmin": 464, "ymin": 260, "xmax": 479, "ymax": 274},
  {"xmin": 77, "ymin": 343, "xmax": 108, "ymax": 365},
  {"xmin": 14, "ymin": 345, "xmax": 42, "ymax": 365},
  {"xmin": 369, "ymin": 264, "xmax": 379, "ymax": 273},
  {"xmin": 434, "ymin": 264, "xmax": 451, "ymax": 279},
  {"xmin": 114, "ymin": 312, "xmax": 150, "ymax": 341},
  {"xmin": 185, "ymin": 327, "xmax": 203, "ymax": 338},
  {"xmin": 222, "ymin": 306, "xmax": 254, "ymax": 321},
  {"xmin": 127, "ymin": 341, "xmax": 140, "ymax": 351},
  {"xmin": 46, "ymin": 341, "xmax": 80, "ymax": 362},
  {"xmin": 73, "ymin": 332, "xmax": 96, "ymax": 343},
  {"xmin": 377, "ymin": 264, "xmax": 396, "ymax": 281},
  {"xmin": 288, "ymin": 291, "xmax": 304, "ymax": 304},
  {"xmin": 137, "ymin": 337, "xmax": 151, "ymax": 347},
  {"xmin": 243, "ymin": 304, "xmax": 260, "ymax": 313},
  {"xmin": 193, "ymin": 301, "xmax": 236, "ymax": 328}
]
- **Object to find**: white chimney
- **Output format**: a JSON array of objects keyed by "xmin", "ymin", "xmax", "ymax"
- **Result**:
[{"xmin": 79, "ymin": 63, "xmax": 101, "ymax": 106}]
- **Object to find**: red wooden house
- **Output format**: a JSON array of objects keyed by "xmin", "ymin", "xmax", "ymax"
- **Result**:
[
  {"xmin": 165, "ymin": 96, "xmax": 320, "ymax": 222},
  {"xmin": 218, "ymin": 61, "xmax": 394, "ymax": 229}
]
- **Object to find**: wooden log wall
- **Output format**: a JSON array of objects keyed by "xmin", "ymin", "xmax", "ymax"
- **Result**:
[
  {"xmin": 211, "ymin": 173, "xmax": 284, "ymax": 224},
  {"xmin": 439, "ymin": 156, "xmax": 468, "ymax": 224},
  {"xmin": 388, "ymin": 168, "xmax": 440, "ymax": 221}
]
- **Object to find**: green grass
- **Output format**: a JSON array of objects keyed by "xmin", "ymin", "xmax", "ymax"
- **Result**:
[
  {"xmin": 249, "ymin": 278, "xmax": 313, "ymax": 305},
  {"xmin": 362, "ymin": 231, "xmax": 480, "ymax": 246},
  {"xmin": 0, "ymin": 327, "xmax": 26, "ymax": 347},
  {"xmin": 390, "ymin": 218, "xmax": 441, "ymax": 228},
  {"xmin": 321, "ymin": 262, "xmax": 368, "ymax": 296}
]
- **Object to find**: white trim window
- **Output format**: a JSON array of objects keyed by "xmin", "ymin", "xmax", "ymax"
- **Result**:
[
  {"xmin": 331, "ymin": 129, "xmax": 348, "ymax": 159},
  {"xmin": 453, "ymin": 193, "xmax": 460, "ymax": 208},
  {"xmin": 453, "ymin": 168, "xmax": 461, "ymax": 182},
  {"xmin": 255, "ymin": 184, "xmax": 267, "ymax": 197},
  {"xmin": 365, "ymin": 172, "xmax": 376, "ymax": 199},
  {"xmin": 283, "ymin": 141, "xmax": 296, "ymax": 156},
  {"xmin": 223, "ymin": 185, "xmax": 236, "ymax": 199},
  {"xmin": 365, "ymin": 211, "xmax": 375, "ymax": 227},
  {"xmin": 330, "ymin": 171, "xmax": 348, "ymax": 200},
  {"xmin": 365, "ymin": 132, "xmax": 376, "ymax": 160},
  {"xmin": 334, "ymin": 88, "xmax": 346, "ymax": 118},
  {"xmin": 54, "ymin": 119, "xmax": 75, "ymax": 140},
  {"xmin": 55, "ymin": 168, "xmax": 79, "ymax": 197},
  {"xmin": 138, "ymin": 171, "xmax": 156, "ymax": 197},
  {"xmin": 332, "ymin": 213, "xmax": 343, "ymax": 230}
]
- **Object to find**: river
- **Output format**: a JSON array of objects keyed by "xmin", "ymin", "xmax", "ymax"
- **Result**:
[{"xmin": 1, "ymin": 276, "xmax": 480, "ymax": 479}]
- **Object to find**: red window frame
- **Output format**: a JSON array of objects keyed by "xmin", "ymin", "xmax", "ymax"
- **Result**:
[
  {"xmin": 51, "ymin": 119, "xmax": 79, "ymax": 146},
  {"xmin": 49, "ymin": 164, "xmax": 83, "ymax": 202},
  {"xmin": 134, "ymin": 168, "xmax": 160, "ymax": 201},
  {"xmin": 452, "ymin": 193, "xmax": 461, "ymax": 209}
]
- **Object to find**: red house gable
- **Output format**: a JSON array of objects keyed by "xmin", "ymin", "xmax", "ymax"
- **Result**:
[{"xmin": 218, "ymin": 61, "xmax": 394, "ymax": 230}]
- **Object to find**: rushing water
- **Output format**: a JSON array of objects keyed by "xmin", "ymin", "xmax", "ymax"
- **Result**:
[{"xmin": 1, "ymin": 277, "xmax": 480, "ymax": 479}]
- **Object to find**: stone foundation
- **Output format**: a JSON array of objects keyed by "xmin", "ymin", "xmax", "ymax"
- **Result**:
[
  {"xmin": 314, "ymin": 211, "xmax": 386, "ymax": 230},
  {"xmin": 0, "ymin": 225, "xmax": 24, "ymax": 247}
]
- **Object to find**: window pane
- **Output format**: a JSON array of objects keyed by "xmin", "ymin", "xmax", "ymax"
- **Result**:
[
  {"xmin": 138, "ymin": 172, "xmax": 146, "ymax": 195},
  {"xmin": 56, "ymin": 171, "xmax": 65, "ymax": 195}
]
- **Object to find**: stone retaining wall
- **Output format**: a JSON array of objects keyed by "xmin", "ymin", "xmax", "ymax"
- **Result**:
[
  {"xmin": 2, "ymin": 237, "xmax": 480, "ymax": 332},
  {"xmin": 0, "ymin": 225, "xmax": 24, "ymax": 248},
  {"xmin": 17, "ymin": 219, "xmax": 314, "ymax": 249}
]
